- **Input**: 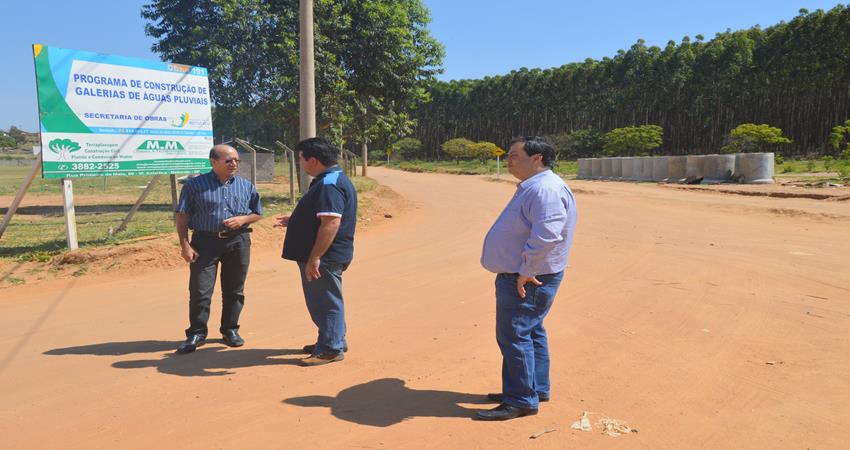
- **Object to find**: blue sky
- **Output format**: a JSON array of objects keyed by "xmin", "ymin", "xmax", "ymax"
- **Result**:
[{"xmin": 2, "ymin": 0, "xmax": 845, "ymax": 131}]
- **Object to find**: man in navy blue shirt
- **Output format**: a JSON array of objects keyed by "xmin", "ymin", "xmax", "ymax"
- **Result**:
[
  {"xmin": 174, "ymin": 144, "xmax": 263, "ymax": 354},
  {"xmin": 275, "ymin": 137, "xmax": 357, "ymax": 366}
]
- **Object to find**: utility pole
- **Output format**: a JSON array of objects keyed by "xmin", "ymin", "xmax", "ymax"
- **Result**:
[{"xmin": 298, "ymin": 0, "xmax": 316, "ymax": 192}]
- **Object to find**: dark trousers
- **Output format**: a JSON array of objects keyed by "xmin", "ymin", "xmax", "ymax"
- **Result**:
[{"xmin": 186, "ymin": 233, "xmax": 251, "ymax": 338}]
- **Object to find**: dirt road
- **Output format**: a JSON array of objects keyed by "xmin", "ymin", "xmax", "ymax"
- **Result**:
[{"xmin": 2, "ymin": 167, "xmax": 849, "ymax": 449}]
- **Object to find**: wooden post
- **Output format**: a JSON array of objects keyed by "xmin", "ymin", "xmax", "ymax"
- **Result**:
[
  {"xmin": 169, "ymin": 174, "xmax": 178, "ymax": 222},
  {"xmin": 113, "ymin": 175, "xmax": 160, "ymax": 235},
  {"xmin": 61, "ymin": 178, "xmax": 79, "ymax": 250},
  {"xmin": 0, "ymin": 152, "xmax": 43, "ymax": 240},
  {"xmin": 361, "ymin": 141, "xmax": 368, "ymax": 176}
]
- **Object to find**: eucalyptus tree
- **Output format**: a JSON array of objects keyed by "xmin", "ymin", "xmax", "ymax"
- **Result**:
[{"xmin": 412, "ymin": 5, "xmax": 850, "ymax": 157}]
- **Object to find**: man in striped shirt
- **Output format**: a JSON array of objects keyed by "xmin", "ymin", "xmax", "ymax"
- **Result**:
[{"xmin": 174, "ymin": 144, "xmax": 263, "ymax": 354}]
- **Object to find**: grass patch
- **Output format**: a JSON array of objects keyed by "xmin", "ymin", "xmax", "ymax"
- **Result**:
[
  {"xmin": 775, "ymin": 157, "xmax": 850, "ymax": 183},
  {"xmin": 351, "ymin": 176, "xmax": 378, "ymax": 194}
]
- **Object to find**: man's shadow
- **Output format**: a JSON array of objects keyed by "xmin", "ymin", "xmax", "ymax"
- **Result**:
[
  {"xmin": 283, "ymin": 378, "xmax": 491, "ymax": 426},
  {"xmin": 45, "ymin": 340, "xmax": 304, "ymax": 377}
]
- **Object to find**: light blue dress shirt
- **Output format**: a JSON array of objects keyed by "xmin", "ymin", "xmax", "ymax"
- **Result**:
[{"xmin": 481, "ymin": 170, "xmax": 577, "ymax": 277}]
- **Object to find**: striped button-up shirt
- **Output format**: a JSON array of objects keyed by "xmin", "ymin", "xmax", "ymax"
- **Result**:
[
  {"xmin": 481, "ymin": 170, "xmax": 577, "ymax": 277},
  {"xmin": 176, "ymin": 171, "xmax": 263, "ymax": 232}
]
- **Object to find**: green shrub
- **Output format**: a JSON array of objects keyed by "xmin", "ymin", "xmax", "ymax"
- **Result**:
[
  {"xmin": 441, "ymin": 138, "xmax": 476, "ymax": 161},
  {"xmin": 806, "ymin": 160, "xmax": 817, "ymax": 172},
  {"xmin": 602, "ymin": 125, "xmax": 663, "ymax": 156},
  {"xmin": 388, "ymin": 137, "xmax": 424, "ymax": 161},
  {"xmin": 723, "ymin": 123, "xmax": 792, "ymax": 153},
  {"xmin": 829, "ymin": 119, "xmax": 850, "ymax": 156},
  {"xmin": 549, "ymin": 128, "xmax": 605, "ymax": 159}
]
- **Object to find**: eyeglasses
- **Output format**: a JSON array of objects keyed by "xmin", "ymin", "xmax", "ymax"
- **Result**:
[{"xmin": 222, "ymin": 158, "xmax": 240, "ymax": 164}]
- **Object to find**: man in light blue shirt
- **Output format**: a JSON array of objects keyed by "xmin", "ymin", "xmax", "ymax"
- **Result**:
[{"xmin": 476, "ymin": 136, "xmax": 577, "ymax": 421}]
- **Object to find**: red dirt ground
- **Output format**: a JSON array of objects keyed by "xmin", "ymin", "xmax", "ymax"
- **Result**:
[{"xmin": 2, "ymin": 167, "xmax": 849, "ymax": 448}]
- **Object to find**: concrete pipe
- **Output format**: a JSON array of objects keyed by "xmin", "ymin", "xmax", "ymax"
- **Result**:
[
  {"xmin": 638, "ymin": 157, "xmax": 653, "ymax": 181},
  {"xmin": 577, "ymin": 158, "xmax": 591, "ymax": 179},
  {"xmin": 666, "ymin": 155, "xmax": 687, "ymax": 183},
  {"xmin": 591, "ymin": 158, "xmax": 602, "ymax": 179},
  {"xmin": 620, "ymin": 157, "xmax": 633, "ymax": 181},
  {"xmin": 702, "ymin": 154, "xmax": 736, "ymax": 184},
  {"xmin": 601, "ymin": 158, "xmax": 613, "ymax": 179},
  {"xmin": 685, "ymin": 155, "xmax": 705, "ymax": 183},
  {"xmin": 630, "ymin": 157, "xmax": 642, "ymax": 181},
  {"xmin": 738, "ymin": 152, "xmax": 775, "ymax": 184},
  {"xmin": 611, "ymin": 157, "xmax": 623, "ymax": 180},
  {"xmin": 652, "ymin": 156, "xmax": 668, "ymax": 182}
]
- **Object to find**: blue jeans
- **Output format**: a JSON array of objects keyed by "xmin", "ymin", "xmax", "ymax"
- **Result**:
[
  {"xmin": 297, "ymin": 261, "xmax": 349, "ymax": 354},
  {"xmin": 495, "ymin": 271, "xmax": 564, "ymax": 409}
]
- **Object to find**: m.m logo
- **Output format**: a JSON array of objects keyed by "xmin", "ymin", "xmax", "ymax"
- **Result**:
[{"xmin": 137, "ymin": 140, "xmax": 185, "ymax": 151}]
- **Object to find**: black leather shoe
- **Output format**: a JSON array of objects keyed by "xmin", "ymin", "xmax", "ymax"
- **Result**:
[
  {"xmin": 177, "ymin": 334, "xmax": 206, "ymax": 354},
  {"xmin": 487, "ymin": 392, "xmax": 549, "ymax": 403},
  {"xmin": 475, "ymin": 403, "xmax": 538, "ymax": 421},
  {"xmin": 222, "ymin": 329, "xmax": 244, "ymax": 347},
  {"xmin": 302, "ymin": 343, "xmax": 348, "ymax": 355},
  {"xmin": 301, "ymin": 351, "xmax": 344, "ymax": 366}
]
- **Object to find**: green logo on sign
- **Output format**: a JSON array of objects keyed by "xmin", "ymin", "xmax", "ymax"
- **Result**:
[
  {"xmin": 48, "ymin": 138, "xmax": 82, "ymax": 160},
  {"xmin": 137, "ymin": 140, "xmax": 185, "ymax": 151}
]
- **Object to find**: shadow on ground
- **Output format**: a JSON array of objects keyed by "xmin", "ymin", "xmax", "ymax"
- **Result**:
[
  {"xmin": 45, "ymin": 340, "xmax": 304, "ymax": 377},
  {"xmin": 283, "ymin": 378, "xmax": 490, "ymax": 426}
]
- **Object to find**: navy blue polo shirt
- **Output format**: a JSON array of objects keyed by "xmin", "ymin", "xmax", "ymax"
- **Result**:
[
  {"xmin": 176, "ymin": 171, "xmax": 263, "ymax": 232},
  {"xmin": 282, "ymin": 167, "xmax": 357, "ymax": 264}
]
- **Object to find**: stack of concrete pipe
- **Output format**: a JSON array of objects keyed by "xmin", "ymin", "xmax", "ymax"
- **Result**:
[{"xmin": 574, "ymin": 153, "xmax": 774, "ymax": 184}]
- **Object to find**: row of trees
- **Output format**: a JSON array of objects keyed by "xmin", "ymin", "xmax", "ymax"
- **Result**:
[
  {"xmin": 142, "ymin": 0, "xmax": 443, "ymax": 155},
  {"xmin": 408, "ymin": 123, "xmax": 797, "ymax": 162},
  {"xmin": 387, "ymin": 137, "xmax": 502, "ymax": 162},
  {"xmin": 412, "ymin": 6, "xmax": 850, "ymax": 158},
  {"xmin": 0, "ymin": 126, "xmax": 37, "ymax": 149},
  {"xmin": 144, "ymin": 3, "xmax": 850, "ymax": 161}
]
